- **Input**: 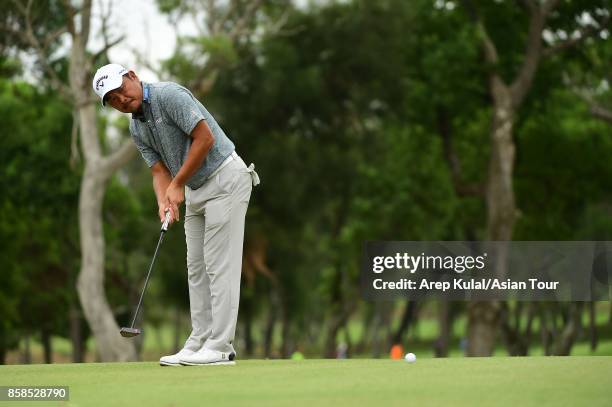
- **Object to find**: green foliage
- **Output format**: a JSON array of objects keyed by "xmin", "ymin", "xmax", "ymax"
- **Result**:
[
  {"xmin": 2, "ymin": 0, "xmax": 611, "ymax": 359},
  {"xmin": 159, "ymin": 0, "xmax": 612, "ymax": 353},
  {"xmin": 0, "ymin": 76, "xmax": 79, "ymax": 342},
  {"xmin": 199, "ymin": 35, "xmax": 239, "ymax": 66},
  {"xmin": 515, "ymin": 86, "xmax": 612, "ymax": 239}
]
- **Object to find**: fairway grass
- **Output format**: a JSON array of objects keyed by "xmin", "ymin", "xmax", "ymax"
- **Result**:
[{"xmin": 1, "ymin": 357, "xmax": 611, "ymax": 406}]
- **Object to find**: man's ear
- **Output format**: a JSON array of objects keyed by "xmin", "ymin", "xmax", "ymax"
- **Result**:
[{"xmin": 125, "ymin": 70, "xmax": 137, "ymax": 81}]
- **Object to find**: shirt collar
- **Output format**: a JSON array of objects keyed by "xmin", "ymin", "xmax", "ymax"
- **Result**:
[{"xmin": 132, "ymin": 82, "xmax": 150, "ymax": 122}]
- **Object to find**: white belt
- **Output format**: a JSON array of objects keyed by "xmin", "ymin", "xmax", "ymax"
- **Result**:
[
  {"xmin": 208, "ymin": 151, "xmax": 239, "ymax": 180},
  {"xmin": 207, "ymin": 151, "xmax": 260, "ymax": 187}
]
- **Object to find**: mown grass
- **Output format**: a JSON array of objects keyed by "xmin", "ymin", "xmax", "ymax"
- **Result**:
[{"xmin": 1, "ymin": 357, "xmax": 611, "ymax": 406}]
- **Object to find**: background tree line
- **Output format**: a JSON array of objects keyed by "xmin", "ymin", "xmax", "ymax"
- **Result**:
[{"xmin": 0, "ymin": 0, "xmax": 610, "ymax": 363}]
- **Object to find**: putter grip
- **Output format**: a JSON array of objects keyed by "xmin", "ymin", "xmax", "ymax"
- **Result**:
[{"xmin": 162, "ymin": 210, "xmax": 171, "ymax": 231}]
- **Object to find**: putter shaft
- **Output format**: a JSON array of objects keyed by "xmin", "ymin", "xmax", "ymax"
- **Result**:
[{"xmin": 127, "ymin": 211, "xmax": 172, "ymax": 330}]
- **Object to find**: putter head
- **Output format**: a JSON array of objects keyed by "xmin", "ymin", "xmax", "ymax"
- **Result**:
[{"xmin": 120, "ymin": 327, "xmax": 141, "ymax": 338}]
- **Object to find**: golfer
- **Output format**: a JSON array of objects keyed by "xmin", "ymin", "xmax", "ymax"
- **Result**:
[{"xmin": 92, "ymin": 63, "xmax": 259, "ymax": 366}]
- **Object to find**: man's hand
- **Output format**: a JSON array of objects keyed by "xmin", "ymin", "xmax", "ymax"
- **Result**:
[
  {"xmin": 150, "ymin": 121, "xmax": 214, "ymax": 226},
  {"xmin": 164, "ymin": 180, "xmax": 184, "ymax": 223},
  {"xmin": 158, "ymin": 205, "xmax": 176, "ymax": 225}
]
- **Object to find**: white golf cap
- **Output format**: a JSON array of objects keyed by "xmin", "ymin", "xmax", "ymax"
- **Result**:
[{"xmin": 92, "ymin": 63, "xmax": 128, "ymax": 106}]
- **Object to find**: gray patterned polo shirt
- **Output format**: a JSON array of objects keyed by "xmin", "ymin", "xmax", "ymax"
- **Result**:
[{"xmin": 129, "ymin": 81, "xmax": 235, "ymax": 189}]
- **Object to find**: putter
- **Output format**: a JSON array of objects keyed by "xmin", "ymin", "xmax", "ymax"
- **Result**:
[{"xmin": 120, "ymin": 210, "xmax": 172, "ymax": 338}]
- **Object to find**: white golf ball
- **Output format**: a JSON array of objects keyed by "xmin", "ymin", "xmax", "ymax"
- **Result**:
[{"xmin": 404, "ymin": 352, "xmax": 416, "ymax": 363}]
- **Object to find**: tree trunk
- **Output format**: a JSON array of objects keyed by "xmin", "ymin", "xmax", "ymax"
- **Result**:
[
  {"xmin": 392, "ymin": 300, "xmax": 418, "ymax": 345},
  {"xmin": 552, "ymin": 302, "xmax": 583, "ymax": 355},
  {"xmin": 369, "ymin": 308, "xmax": 383, "ymax": 358},
  {"xmin": 77, "ymin": 160, "xmax": 137, "ymax": 361},
  {"xmin": 355, "ymin": 305, "xmax": 375, "ymax": 354},
  {"xmin": 173, "ymin": 307, "xmax": 182, "ymax": 353},
  {"xmin": 134, "ymin": 311, "xmax": 145, "ymax": 360},
  {"xmin": 434, "ymin": 301, "xmax": 456, "ymax": 357},
  {"xmin": 41, "ymin": 328, "xmax": 52, "ymax": 364},
  {"xmin": 263, "ymin": 313, "xmax": 276, "ymax": 358},
  {"xmin": 540, "ymin": 307, "xmax": 552, "ymax": 356},
  {"xmin": 263, "ymin": 291, "xmax": 278, "ymax": 358},
  {"xmin": 243, "ymin": 308, "xmax": 254, "ymax": 356},
  {"xmin": 467, "ymin": 79, "xmax": 515, "ymax": 357},
  {"xmin": 370, "ymin": 302, "xmax": 393, "ymax": 358},
  {"xmin": 343, "ymin": 327, "xmax": 353, "ymax": 358},
  {"xmin": 500, "ymin": 302, "xmax": 535, "ymax": 356},
  {"xmin": 69, "ymin": 306, "xmax": 84, "ymax": 363},
  {"xmin": 463, "ymin": 0, "xmax": 559, "ymax": 357},
  {"xmin": 154, "ymin": 324, "xmax": 164, "ymax": 354},
  {"xmin": 22, "ymin": 334, "xmax": 31, "ymax": 364},
  {"xmin": 67, "ymin": 10, "xmax": 138, "ymax": 361},
  {"xmin": 281, "ymin": 310, "xmax": 290, "ymax": 358},
  {"xmin": 0, "ymin": 327, "xmax": 6, "ymax": 365},
  {"xmin": 589, "ymin": 301, "xmax": 598, "ymax": 351},
  {"xmin": 324, "ymin": 312, "xmax": 350, "ymax": 358},
  {"xmin": 324, "ymin": 297, "xmax": 357, "ymax": 358}
]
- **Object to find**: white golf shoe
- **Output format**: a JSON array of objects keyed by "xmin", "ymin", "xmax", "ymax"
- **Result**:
[
  {"xmin": 179, "ymin": 347, "xmax": 236, "ymax": 366},
  {"xmin": 159, "ymin": 348, "xmax": 196, "ymax": 366}
]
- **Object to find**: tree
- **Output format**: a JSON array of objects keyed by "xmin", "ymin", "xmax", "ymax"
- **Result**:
[
  {"xmin": 0, "ymin": 66, "xmax": 83, "ymax": 363},
  {"xmin": 4, "ymin": 0, "xmax": 138, "ymax": 361},
  {"xmin": 154, "ymin": 0, "xmax": 293, "ymax": 355},
  {"xmin": 202, "ymin": 0, "xmax": 461, "ymax": 356},
  {"xmin": 459, "ymin": 0, "xmax": 610, "ymax": 356}
]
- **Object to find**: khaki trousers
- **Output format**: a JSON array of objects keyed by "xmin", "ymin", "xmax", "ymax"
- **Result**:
[{"xmin": 182, "ymin": 152, "xmax": 259, "ymax": 354}]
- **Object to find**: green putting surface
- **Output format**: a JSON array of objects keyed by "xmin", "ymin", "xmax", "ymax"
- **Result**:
[{"xmin": 1, "ymin": 357, "xmax": 611, "ymax": 406}]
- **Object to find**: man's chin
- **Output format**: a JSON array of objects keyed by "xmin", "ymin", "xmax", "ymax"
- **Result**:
[
  {"xmin": 124, "ymin": 103, "xmax": 140, "ymax": 114},
  {"xmin": 126, "ymin": 106, "xmax": 137, "ymax": 113}
]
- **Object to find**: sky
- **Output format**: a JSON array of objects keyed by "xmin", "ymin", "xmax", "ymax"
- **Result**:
[
  {"xmin": 89, "ymin": 0, "xmax": 197, "ymax": 82},
  {"xmin": 88, "ymin": 0, "xmax": 316, "ymax": 82},
  {"xmin": 83, "ymin": 0, "xmax": 311, "ymax": 147}
]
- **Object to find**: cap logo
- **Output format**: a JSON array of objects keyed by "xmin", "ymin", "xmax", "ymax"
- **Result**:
[{"xmin": 95, "ymin": 75, "xmax": 108, "ymax": 91}]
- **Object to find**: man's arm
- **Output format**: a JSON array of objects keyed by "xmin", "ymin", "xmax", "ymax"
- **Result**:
[
  {"xmin": 172, "ymin": 120, "xmax": 215, "ymax": 187},
  {"xmin": 151, "ymin": 161, "xmax": 173, "ymax": 219},
  {"xmin": 163, "ymin": 120, "xmax": 215, "ymax": 222}
]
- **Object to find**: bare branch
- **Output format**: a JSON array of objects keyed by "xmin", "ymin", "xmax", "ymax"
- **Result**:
[
  {"xmin": 44, "ymin": 26, "xmax": 69, "ymax": 47},
  {"xmin": 266, "ymin": 10, "xmax": 292, "ymax": 36},
  {"xmin": 205, "ymin": 0, "xmax": 219, "ymax": 34},
  {"xmin": 591, "ymin": 104, "xmax": 612, "ymax": 123},
  {"xmin": 218, "ymin": 0, "xmax": 241, "ymax": 34},
  {"xmin": 172, "ymin": 0, "xmax": 267, "ymax": 93},
  {"xmin": 11, "ymin": 0, "xmax": 72, "ymax": 98},
  {"xmin": 477, "ymin": 20, "xmax": 500, "ymax": 65},
  {"xmin": 92, "ymin": 35, "xmax": 125, "ymax": 62},
  {"xmin": 9, "ymin": 0, "xmax": 27, "ymax": 14},
  {"xmin": 90, "ymin": 0, "xmax": 124, "ymax": 64},
  {"xmin": 61, "ymin": 0, "xmax": 76, "ymax": 35},
  {"xmin": 131, "ymin": 46, "xmax": 164, "ymax": 78},
  {"xmin": 460, "ymin": 0, "xmax": 499, "ymax": 65},
  {"xmin": 228, "ymin": 0, "xmax": 263, "ymax": 41},
  {"xmin": 543, "ymin": 13, "xmax": 610, "ymax": 57},
  {"xmin": 194, "ymin": 69, "xmax": 219, "ymax": 96},
  {"xmin": 436, "ymin": 106, "xmax": 485, "ymax": 197},
  {"xmin": 99, "ymin": 139, "xmax": 137, "ymax": 180},
  {"xmin": 565, "ymin": 73, "xmax": 612, "ymax": 125},
  {"xmin": 509, "ymin": 0, "xmax": 561, "ymax": 107},
  {"xmin": 128, "ymin": 17, "xmax": 157, "ymax": 76},
  {"xmin": 191, "ymin": 12, "xmax": 206, "ymax": 37},
  {"xmin": 81, "ymin": 0, "xmax": 93, "ymax": 46}
]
